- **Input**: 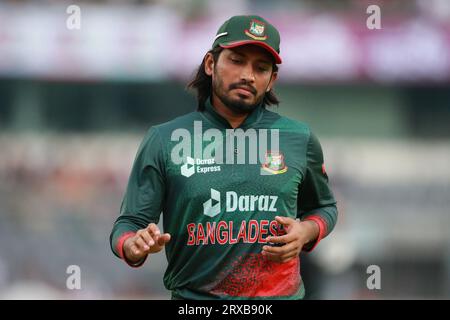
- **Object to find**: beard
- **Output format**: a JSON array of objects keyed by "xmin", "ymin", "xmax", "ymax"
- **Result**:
[{"xmin": 212, "ymin": 74, "xmax": 265, "ymax": 115}]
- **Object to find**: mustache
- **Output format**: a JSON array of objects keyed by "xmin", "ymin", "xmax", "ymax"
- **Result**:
[{"xmin": 229, "ymin": 82, "xmax": 257, "ymax": 95}]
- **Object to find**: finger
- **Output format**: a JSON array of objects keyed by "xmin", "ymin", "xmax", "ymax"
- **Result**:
[
  {"xmin": 146, "ymin": 223, "xmax": 161, "ymax": 237},
  {"xmin": 262, "ymin": 241, "xmax": 297, "ymax": 255},
  {"xmin": 266, "ymin": 233, "xmax": 295, "ymax": 244},
  {"xmin": 135, "ymin": 237, "xmax": 150, "ymax": 252},
  {"xmin": 262, "ymin": 249, "xmax": 298, "ymax": 263},
  {"xmin": 280, "ymin": 251, "xmax": 299, "ymax": 262},
  {"xmin": 276, "ymin": 241, "xmax": 298, "ymax": 254},
  {"xmin": 129, "ymin": 244, "xmax": 141, "ymax": 257},
  {"xmin": 157, "ymin": 233, "xmax": 171, "ymax": 246},
  {"xmin": 262, "ymin": 244, "xmax": 287, "ymax": 255},
  {"xmin": 275, "ymin": 215, "xmax": 295, "ymax": 226},
  {"xmin": 138, "ymin": 230, "xmax": 155, "ymax": 247}
]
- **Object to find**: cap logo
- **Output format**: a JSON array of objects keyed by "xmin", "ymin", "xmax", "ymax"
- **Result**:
[{"xmin": 245, "ymin": 19, "xmax": 268, "ymax": 41}]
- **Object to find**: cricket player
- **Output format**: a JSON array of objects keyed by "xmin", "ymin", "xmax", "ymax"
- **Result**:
[{"xmin": 110, "ymin": 15, "xmax": 338, "ymax": 300}]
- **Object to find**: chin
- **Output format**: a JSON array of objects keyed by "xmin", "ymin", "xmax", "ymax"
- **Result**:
[
  {"xmin": 234, "ymin": 93, "xmax": 254, "ymax": 104},
  {"xmin": 235, "ymin": 103, "xmax": 258, "ymax": 114},
  {"xmin": 234, "ymin": 99, "xmax": 254, "ymax": 109}
]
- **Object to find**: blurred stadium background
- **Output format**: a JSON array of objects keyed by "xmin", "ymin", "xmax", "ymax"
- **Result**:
[{"xmin": 0, "ymin": 0, "xmax": 450, "ymax": 299}]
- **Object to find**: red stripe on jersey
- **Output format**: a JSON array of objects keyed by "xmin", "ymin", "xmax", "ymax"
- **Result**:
[{"xmin": 303, "ymin": 215, "xmax": 328, "ymax": 252}]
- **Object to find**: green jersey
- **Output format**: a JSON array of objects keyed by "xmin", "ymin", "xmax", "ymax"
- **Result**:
[{"xmin": 110, "ymin": 98, "xmax": 338, "ymax": 300}]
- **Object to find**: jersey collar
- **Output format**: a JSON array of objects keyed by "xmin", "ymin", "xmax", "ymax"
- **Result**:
[{"xmin": 202, "ymin": 97, "xmax": 264, "ymax": 129}]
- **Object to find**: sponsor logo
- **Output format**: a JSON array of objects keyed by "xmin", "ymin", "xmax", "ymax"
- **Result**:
[
  {"xmin": 203, "ymin": 188, "xmax": 221, "ymax": 218},
  {"xmin": 186, "ymin": 220, "xmax": 279, "ymax": 246},
  {"xmin": 203, "ymin": 189, "xmax": 278, "ymax": 217},
  {"xmin": 181, "ymin": 157, "xmax": 221, "ymax": 178}
]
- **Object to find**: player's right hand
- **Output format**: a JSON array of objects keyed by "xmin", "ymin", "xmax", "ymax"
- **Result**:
[{"xmin": 123, "ymin": 223, "xmax": 171, "ymax": 263}]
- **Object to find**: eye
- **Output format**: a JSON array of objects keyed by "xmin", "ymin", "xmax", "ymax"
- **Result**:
[
  {"xmin": 256, "ymin": 66, "xmax": 271, "ymax": 74},
  {"xmin": 230, "ymin": 58, "xmax": 242, "ymax": 64}
]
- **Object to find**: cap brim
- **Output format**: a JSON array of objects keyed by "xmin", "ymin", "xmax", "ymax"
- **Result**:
[{"xmin": 220, "ymin": 40, "xmax": 282, "ymax": 64}]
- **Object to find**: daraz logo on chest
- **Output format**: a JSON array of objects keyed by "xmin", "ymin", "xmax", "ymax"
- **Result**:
[
  {"xmin": 181, "ymin": 156, "xmax": 221, "ymax": 178},
  {"xmin": 203, "ymin": 188, "xmax": 278, "ymax": 217}
]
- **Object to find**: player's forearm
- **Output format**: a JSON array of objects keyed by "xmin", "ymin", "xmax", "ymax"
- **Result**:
[
  {"xmin": 298, "ymin": 220, "xmax": 320, "ymax": 245},
  {"xmin": 122, "ymin": 236, "xmax": 149, "ymax": 265},
  {"xmin": 111, "ymin": 218, "xmax": 170, "ymax": 268},
  {"xmin": 300, "ymin": 203, "xmax": 338, "ymax": 251},
  {"xmin": 301, "ymin": 203, "xmax": 337, "ymax": 237},
  {"xmin": 110, "ymin": 215, "xmax": 147, "ymax": 262},
  {"xmin": 110, "ymin": 223, "xmax": 139, "ymax": 258}
]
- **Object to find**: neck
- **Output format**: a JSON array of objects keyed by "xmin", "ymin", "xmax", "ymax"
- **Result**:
[{"xmin": 211, "ymin": 94, "xmax": 249, "ymax": 129}]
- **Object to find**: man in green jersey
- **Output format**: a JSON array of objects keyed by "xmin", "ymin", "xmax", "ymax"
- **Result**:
[{"xmin": 110, "ymin": 15, "xmax": 338, "ymax": 300}]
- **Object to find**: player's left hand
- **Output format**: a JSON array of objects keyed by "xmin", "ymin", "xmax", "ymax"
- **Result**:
[{"xmin": 261, "ymin": 216, "xmax": 319, "ymax": 263}]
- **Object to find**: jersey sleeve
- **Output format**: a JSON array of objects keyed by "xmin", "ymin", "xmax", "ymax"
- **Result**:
[
  {"xmin": 297, "ymin": 130, "xmax": 338, "ymax": 252},
  {"xmin": 109, "ymin": 126, "xmax": 166, "ymax": 265}
]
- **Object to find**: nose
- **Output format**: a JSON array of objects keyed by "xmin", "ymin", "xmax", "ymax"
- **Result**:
[{"xmin": 240, "ymin": 64, "xmax": 255, "ymax": 83}]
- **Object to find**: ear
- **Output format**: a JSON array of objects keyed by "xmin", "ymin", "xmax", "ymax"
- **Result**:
[
  {"xmin": 204, "ymin": 53, "xmax": 214, "ymax": 76},
  {"xmin": 266, "ymin": 71, "xmax": 278, "ymax": 92}
]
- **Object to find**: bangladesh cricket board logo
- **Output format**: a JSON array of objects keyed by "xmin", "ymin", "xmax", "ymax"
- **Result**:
[
  {"xmin": 261, "ymin": 151, "xmax": 288, "ymax": 175},
  {"xmin": 245, "ymin": 19, "xmax": 268, "ymax": 41}
]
